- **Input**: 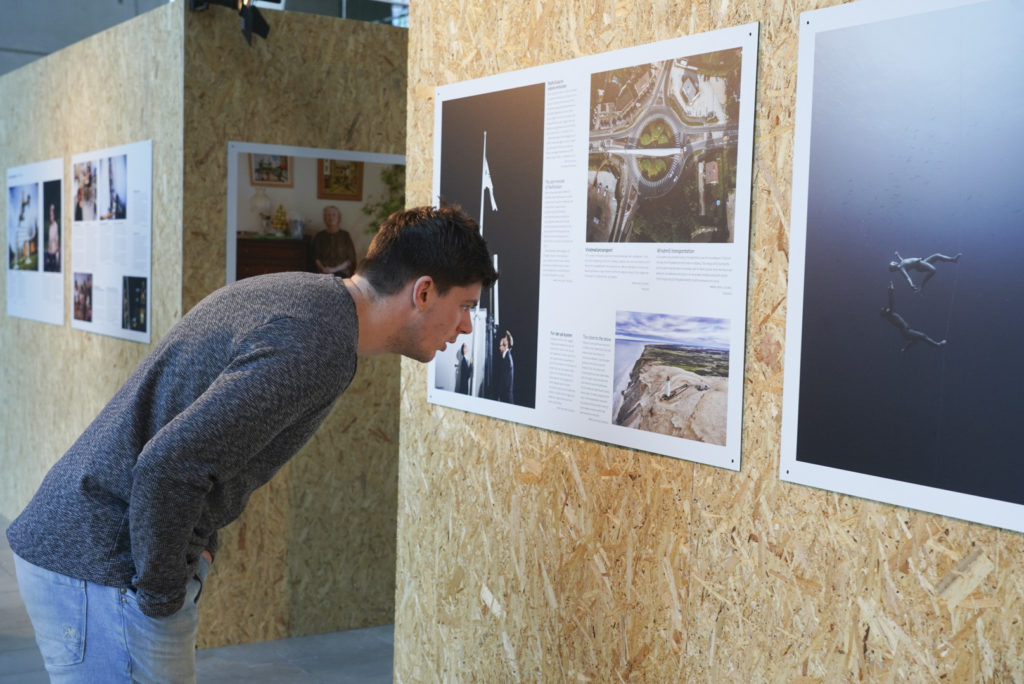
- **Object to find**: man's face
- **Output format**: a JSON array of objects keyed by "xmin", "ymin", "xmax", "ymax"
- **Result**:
[{"xmin": 408, "ymin": 281, "xmax": 481, "ymax": 363}]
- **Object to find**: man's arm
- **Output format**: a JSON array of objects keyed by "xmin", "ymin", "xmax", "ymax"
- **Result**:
[
  {"xmin": 128, "ymin": 317, "xmax": 342, "ymax": 617},
  {"xmin": 897, "ymin": 266, "xmax": 916, "ymax": 290}
]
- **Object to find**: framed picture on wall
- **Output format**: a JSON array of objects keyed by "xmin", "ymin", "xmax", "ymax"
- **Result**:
[
  {"xmin": 426, "ymin": 24, "xmax": 759, "ymax": 472},
  {"xmin": 317, "ymin": 159, "xmax": 363, "ymax": 201},
  {"xmin": 249, "ymin": 154, "xmax": 293, "ymax": 187},
  {"xmin": 779, "ymin": 0, "xmax": 1024, "ymax": 533}
]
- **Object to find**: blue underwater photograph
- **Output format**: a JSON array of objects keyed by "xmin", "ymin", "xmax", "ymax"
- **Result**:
[{"xmin": 794, "ymin": 0, "xmax": 1024, "ymax": 506}]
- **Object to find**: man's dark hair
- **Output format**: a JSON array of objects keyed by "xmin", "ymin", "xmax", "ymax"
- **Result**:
[{"xmin": 356, "ymin": 204, "xmax": 498, "ymax": 295}]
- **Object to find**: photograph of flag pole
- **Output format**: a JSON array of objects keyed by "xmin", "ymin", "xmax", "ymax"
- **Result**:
[{"xmin": 433, "ymin": 84, "xmax": 545, "ymax": 408}]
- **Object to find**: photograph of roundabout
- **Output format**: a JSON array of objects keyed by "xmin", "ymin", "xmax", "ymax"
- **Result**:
[{"xmin": 587, "ymin": 48, "xmax": 742, "ymax": 243}]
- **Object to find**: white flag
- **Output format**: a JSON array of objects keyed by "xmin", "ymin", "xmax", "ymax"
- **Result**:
[{"xmin": 482, "ymin": 151, "xmax": 498, "ymax": 212}]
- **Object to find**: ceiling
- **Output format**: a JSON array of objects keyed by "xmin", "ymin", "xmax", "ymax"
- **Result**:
[{"xmin": 0, "ymin": 0, "xmax": 408, "ymax": 79}]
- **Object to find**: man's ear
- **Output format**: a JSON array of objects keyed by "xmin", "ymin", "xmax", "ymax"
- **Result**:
[{"xmin": 411, "ymin": 275, "xmax": 434, "ymax": 311}]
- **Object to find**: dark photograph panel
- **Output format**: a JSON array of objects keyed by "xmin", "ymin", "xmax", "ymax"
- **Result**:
[
  {"xmin": 795, "ymin": 0, "xmax": 1024, "ymax": 506},
  {"xmin": 122, "ymin": 276, "xmax": 147, "ymax": 332},
  {"xmin": 439, "ymin": 83, "xmax": 545, "ymax": 409},
  {"xmin": 42, "ymin": 179, "xmax": 62, "ymax": 273}
]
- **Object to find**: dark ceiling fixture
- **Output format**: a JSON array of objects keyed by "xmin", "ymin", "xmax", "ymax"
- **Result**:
[{"xmin": 189, "ymin": 0, "xmax": 279, "ymax": 45}]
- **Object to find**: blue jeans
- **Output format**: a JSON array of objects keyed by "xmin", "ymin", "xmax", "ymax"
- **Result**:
[{"xmin": 13, "ymin": 553, "xmax": 211, "ymax": 683}]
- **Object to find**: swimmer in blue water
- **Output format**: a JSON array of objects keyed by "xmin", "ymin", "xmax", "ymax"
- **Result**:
[
  {"xmin": 889, "ymin": 251, "xmax": 961, "ymax": 292},
  {"xmin": 880, "ymin": 281, "xmax": 946, "ymax": 352}
]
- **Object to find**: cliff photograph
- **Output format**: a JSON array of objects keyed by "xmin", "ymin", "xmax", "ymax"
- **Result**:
[{"xmin": 613, "ymin": 311, "xmax": 730, "ymax": 445}]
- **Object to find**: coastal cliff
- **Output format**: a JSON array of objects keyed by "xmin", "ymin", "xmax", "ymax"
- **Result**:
[{"xmin": 614, "ymin": 344, "xmax": 728, "ymax": 445}]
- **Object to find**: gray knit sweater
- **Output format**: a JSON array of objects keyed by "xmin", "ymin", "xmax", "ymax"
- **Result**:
[{"xmin": 6, "ymin": 272, "xmax": 358, "ymax": 618}]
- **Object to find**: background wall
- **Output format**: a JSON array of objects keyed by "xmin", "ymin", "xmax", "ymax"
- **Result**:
[
  {"xmin": 394, "ymin": 1, "xmax": 1024, "ymax": 681},
  {"xmin": 0, "ymin": 4, "xmax": 184, "ymax": 522},
  {"xmin": 183, "ymin": 8, "xmax": 407, "ymax": 647},
  {"xmin": 2, "ymin": 4, "xmax": 407, "ymax": 649}
]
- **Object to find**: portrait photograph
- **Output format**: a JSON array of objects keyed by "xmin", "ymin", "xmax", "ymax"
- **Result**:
[
  {"xmin": 73, "ymin": 272, "xmax": 93, "ymax": 322},
  {"xmin": 42, "ymin": 179, "xmax": 61, "ymax": 273},
  {"xmin": 73, "ymin": 160, "xmax": 98, "ymax": 222}
]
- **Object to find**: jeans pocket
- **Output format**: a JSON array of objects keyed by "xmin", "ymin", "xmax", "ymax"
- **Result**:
[
  {"xmin": 13, "ymin": 556, "xmax": 87, "ymax": 668},
  {"xmin": 192, "ymin": 555, "xmax": 212, "ymax": 605}
]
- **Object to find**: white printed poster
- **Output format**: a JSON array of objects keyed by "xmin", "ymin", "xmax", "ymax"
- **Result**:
[
  {"xmin": 70, "ymin": 140, "xmax": 153, "ymax": 343},
  {"xmin": 780, "ymin": 0, "xmax": 1024, "ymax": 532},
  {"xmin": 7, "ymin": 158, "xmax": 64, "ymax": 326},
  {"xmin": 428, "ymin": 24, "xmax": 759, "ymax": 470}
]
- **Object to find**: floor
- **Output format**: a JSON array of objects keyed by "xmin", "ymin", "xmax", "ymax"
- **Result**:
[{"xmin": 0, "ymin": 521, "xmax": 394, "ymax": 683}]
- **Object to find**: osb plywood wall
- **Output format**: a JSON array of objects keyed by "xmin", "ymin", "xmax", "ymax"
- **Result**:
[
  {"xmin": 395, "ymin": 1, "xmax": 1024, "ymax": 681},
  {"xmin": 181, "ymin": 9, "xmax": 407, "ymax": 646},
  {"xmin": 0, "ymin": 5, "xmax": 184, "ymax": 520}
]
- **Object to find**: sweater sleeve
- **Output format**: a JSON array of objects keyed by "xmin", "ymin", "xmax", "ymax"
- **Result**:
[{"xmin": 128, "ymin": 317, "xmax": 343, "ymax": 617}]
